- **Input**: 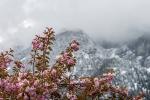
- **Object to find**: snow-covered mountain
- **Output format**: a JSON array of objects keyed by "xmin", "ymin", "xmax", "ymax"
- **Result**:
[{"xmin": 16, "ymin": 31, "xmax": 150, "ymax": 99}]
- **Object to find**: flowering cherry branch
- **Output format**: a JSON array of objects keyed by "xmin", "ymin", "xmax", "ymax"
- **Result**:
[
  {"xmin": 0, "ymin": 27, "xmax": 144, "ymax": 100},
  {"xmin": 31, "ymin": 27, "xmax": 55, "ymax": 74}
]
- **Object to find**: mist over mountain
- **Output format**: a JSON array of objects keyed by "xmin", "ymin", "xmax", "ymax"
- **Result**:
[{"xmin": 1, "ymin": 0, "xmax": 150, "ymax": 50}]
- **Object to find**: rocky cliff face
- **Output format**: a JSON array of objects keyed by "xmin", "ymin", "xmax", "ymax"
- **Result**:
[{"xmin": 16, "ymin": 31, "xmax": 150, "ymax": 99}]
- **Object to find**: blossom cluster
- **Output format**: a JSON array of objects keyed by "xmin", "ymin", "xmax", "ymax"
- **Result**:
[
  {"xmin": 60, "ymin": 40, "xmax": 79, "ymax": 66},
  {"xmin": 0, "ymin": 50, "xmax": 13, "ymax": 69},
  {"xmin": 32, "ymin": 37, "xmax": 43, "ymax": 50},
  {"xmin": 0, "ymin": 27, "xmax": 144, "ymax": 100}
]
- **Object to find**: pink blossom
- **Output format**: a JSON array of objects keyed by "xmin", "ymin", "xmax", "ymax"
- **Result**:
[
  {"xmin": 37, "ymin": 96, "xmax": 45, "ymax": 100},
  {"xmin": 59, "ymin": 53, "xmax": 69, "ymax": 64},
  {"xmin": 63, "ymin": 52, "xmax": 69, "ymax": 59},
  {"xmin": 59, "ymin": 52, "xmax": 76, "ymax": 66},
  {"xmin": 0, "ymin": 79, "xmax": 5, "ymax": 87},
  {"xmin": 66, "ymin": 92, "xmax": 77, "ymax": 100},
  {"xmin": 71, "ymin": 43, "xmax": 79, "ymax": 51},
  {"xmin": 70, "ymin": 80, "xmax": 79, "ymax": 85},
  {"xmin": 51, "ymin": 68, "xmax": 57, "ymax": 76},
  {"xmin": 70, "ymin": 95, "xmax": 77, "ymax": 100},
  {"xmin": 25, "ymin": 86, "xmax": 35, "ymax": 93},
  {"xmin": 67, "ymin": 58, "xmax": 75, "ymax": 66},
  {"xmin": 93, "ymin": 77, "xmax": 99, "ymax": 88},
  {"xmin": 0, "ymin": 56, "xmax": 12, "ymax": 68},
  {"xmin": 43, "ymin": 70, "xmax": 49, "ymax": 76},
  {"xmin": 49, "ymin": 83, "xmax": 58, "ymax": 93},
  {"xmin": 25, "ymin": 86, "xmax": 36, "ymax": 97},
  {"xmin": 66, "ymin": 92, "xmax": 72, "ymax": 99},
  {"xmin": 99, "ymin": 72, "xmax": 114, "ymax": 83},
  {"xmin": 16, "ymin": 82, "xmax": 23, "ymax": 88},
  {"xmin": 4, "ymin": 84, "xmax": 11, "ymax": 92},
  {"xmin": 19, "ymin": 72, "xmax": 28, "ymax": 79},
  {"xmin": 17, "ymin": 93, "xmax": 23, "ymax": 99},
  {"xmin": 33, "ymin": 80, "xmax": 40, "ymax": 86},
  {"xmin": 21, "ymin": 79, "xmax": 29, "ymax": 85},
  {"xmin": 23, "ymin": 95, "xmax": 29, "ymax": 100},
  {"xmin": 11, "ymin": 84, "xmax": 18, "ymax": 92},
  {"xmin": 70, "ymin": 40, "xmax": 79, "ymax": 51},
  {"xmin": 32, "ymin": 37, "xmax": 43, "ymax": 50}
]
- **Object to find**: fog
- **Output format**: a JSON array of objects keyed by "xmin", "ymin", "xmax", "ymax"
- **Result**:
[{"xmin": 0, "ymin": 0, "xmax": 150, "ymax": 49}]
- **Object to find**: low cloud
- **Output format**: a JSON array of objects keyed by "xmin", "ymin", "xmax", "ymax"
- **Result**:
[{"xmin": 0, "ymin": 0, "xmax": 150, "ymax": 50}]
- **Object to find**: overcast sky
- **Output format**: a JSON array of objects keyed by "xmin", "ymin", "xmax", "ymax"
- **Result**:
[{"xmin": 0, "ymin": 0, "xmax": 150, "ymax": 50}]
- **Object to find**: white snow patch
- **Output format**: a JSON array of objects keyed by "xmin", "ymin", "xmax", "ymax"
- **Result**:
[
  {"xmin": 112, "ymin": 67, "xmax": 117, "ymax": 71},
  {"xmin": 110, "ymin": 53, "xmax": 119, "ymax": 59},
  {"xmin": 147, "ymin": 67, "xmax": 150, "ymax": 73},
  {"xmin": 120, "ymin": 70, "xmax": 126, "ymax": 75},
  {"xmin": 134, "ymin": 83, "xmax": 137, "ymax": 90},
  {"xmin": 84, "ymin": 53, "xmax": 89, "ymax": 59},
  {"xmin": 79, "ymin": 60, "xmax": 82, "ymax": 64},
  {"xmin": 21, "ymin": 57, "xmax": 27, "ymax": 62},
  {"xmin": 146, "ymin": 56, "xmax": 150, "ymax": 60},
  {"xmin": 109, "ymin": 49, "xmax": 120, "ymax": 59},
  {"xmin": 136, "ymin": 56, "xmax": 143, "ymax": 61},
  {"xmin": 87, "ymin": 65, "xmax": 92, "ymax": 70}
]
